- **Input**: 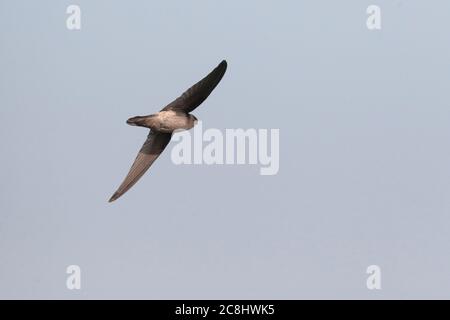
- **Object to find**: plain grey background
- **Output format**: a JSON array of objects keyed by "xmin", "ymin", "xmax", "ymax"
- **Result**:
[{"xmin": 1, "ymin": 0, "xmax": 450, "ymax": 299}]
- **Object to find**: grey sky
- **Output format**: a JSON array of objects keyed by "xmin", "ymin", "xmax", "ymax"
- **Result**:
[{"xmin": 1, "ymin": 0, "xmax": 450, "ymax": 299}]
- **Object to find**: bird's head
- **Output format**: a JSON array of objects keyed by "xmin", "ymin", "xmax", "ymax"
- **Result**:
[{"xmin": 190, "ymin": 114, "xmax": 199, "ymax": 126}]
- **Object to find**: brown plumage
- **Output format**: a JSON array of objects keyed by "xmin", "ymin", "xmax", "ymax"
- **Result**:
[{"xmin": 109, "ymin": 60, "xmax": 227, "ymax": 202}]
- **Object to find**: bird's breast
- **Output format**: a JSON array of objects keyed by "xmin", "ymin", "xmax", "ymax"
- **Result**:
[{"xmin": 153, "ymin": 111, "xmax": 194, "ymax": 133}]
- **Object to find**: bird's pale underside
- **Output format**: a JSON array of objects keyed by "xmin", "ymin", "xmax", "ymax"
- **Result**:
[{"xmin": 109, "ymin": 60, "xmax": 227, "ymax": 202}]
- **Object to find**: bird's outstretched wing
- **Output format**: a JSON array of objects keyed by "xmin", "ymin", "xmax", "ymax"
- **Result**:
[
  {"xmin": 162, "ymin": 60, "xmax": 227, "ymax": 113},
  {"xmin": 109, "ymin": 131, "xmax": 172, "ymax": 202}
]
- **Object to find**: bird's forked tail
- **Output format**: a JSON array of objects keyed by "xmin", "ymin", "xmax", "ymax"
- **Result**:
[{"xmin": 126, "ymin": 115, "xmax": 151, "ymax": 127}]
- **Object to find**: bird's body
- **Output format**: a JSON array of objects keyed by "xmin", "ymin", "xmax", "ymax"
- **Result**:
[
  {"xmin": 127, "ymin": 110, "xmax": 197, "ymax": 133},
  {"xmin": 109, "ymin": 60, "xmax": 227, "ymax": 202}
]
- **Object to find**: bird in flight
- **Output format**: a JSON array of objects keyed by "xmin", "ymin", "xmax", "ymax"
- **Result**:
[{"xmin": 109, "ymin": 60, "xmax": 227, "ymax": 202}]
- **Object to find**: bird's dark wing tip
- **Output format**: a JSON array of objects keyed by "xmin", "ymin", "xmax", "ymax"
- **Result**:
[
  {"xmin": 220, "ymin": 60, "xmax": 227, "ymax": 68},
  {"xmin": 108, "ymin": 193, "xmax": 119, "ymax": 203}
]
